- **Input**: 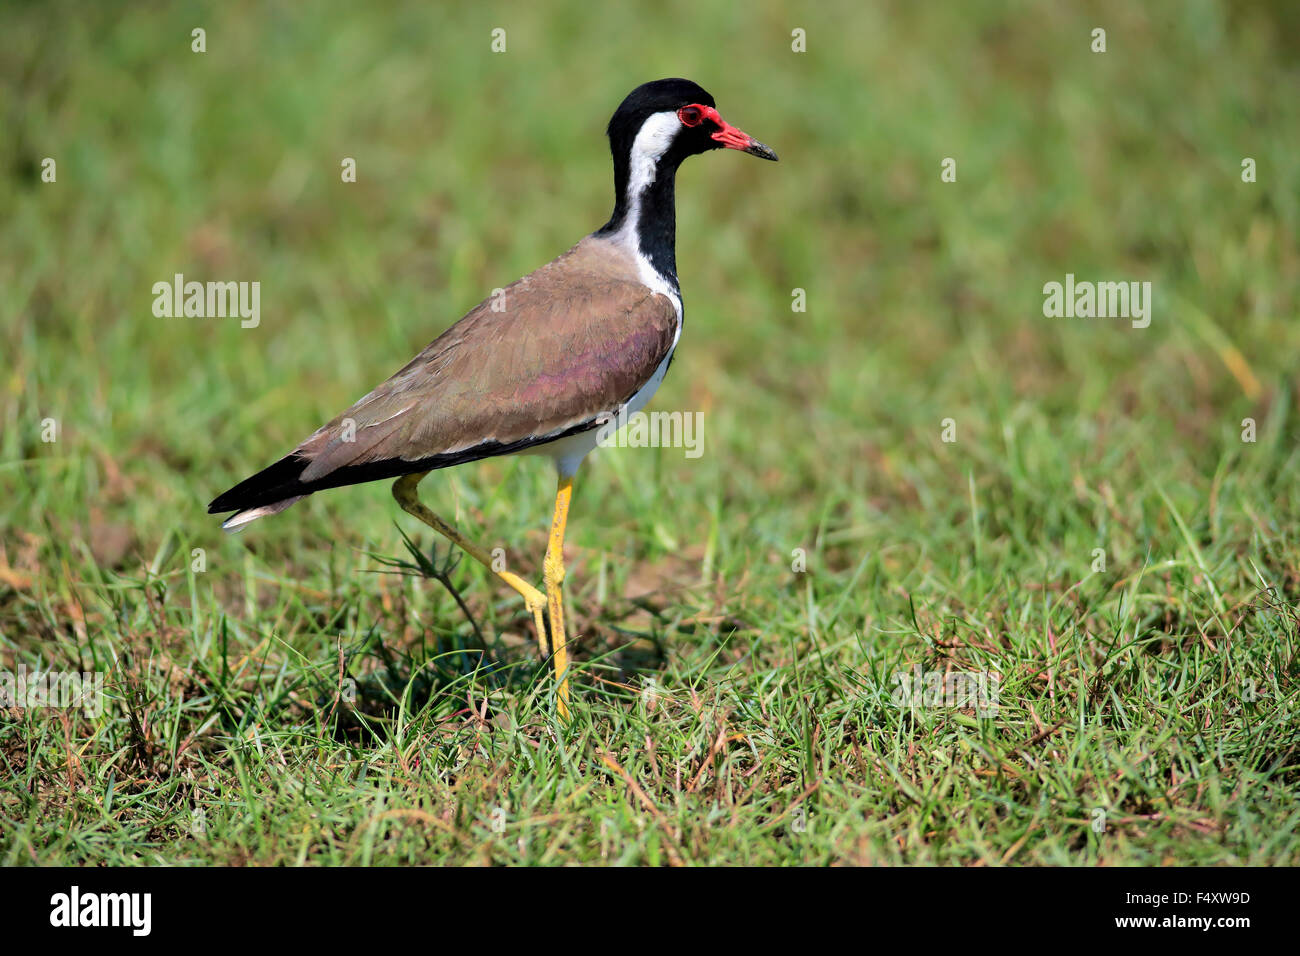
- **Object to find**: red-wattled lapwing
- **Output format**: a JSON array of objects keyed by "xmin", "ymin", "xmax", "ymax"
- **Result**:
[{"xmin": 209, "ymin": 78, "xmax": 777, "ymax": 718}]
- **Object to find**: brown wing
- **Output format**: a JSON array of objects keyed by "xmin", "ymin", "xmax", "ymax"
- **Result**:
[{"xmin": 209, "ymin": 237, "xmax": 678, "ymax": 515}]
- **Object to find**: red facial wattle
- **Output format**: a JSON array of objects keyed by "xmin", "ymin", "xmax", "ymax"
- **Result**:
[{"xmin": 677, "ymin": 103, "xmax": 779, "ymax": 161}]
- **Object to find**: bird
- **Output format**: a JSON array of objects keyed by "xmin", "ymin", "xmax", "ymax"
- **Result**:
[{"xmin": 208, "ymin": 78, "xmax": 778, "ymax": 718}]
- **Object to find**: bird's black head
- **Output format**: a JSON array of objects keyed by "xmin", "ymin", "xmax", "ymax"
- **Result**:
[
  {"xmin": 606, "ymin": 78, "xmax": 778, "ymax": 174},
  {"xmin": 597, "ymin": 78, "xmax": 777, "ymax": 283}
]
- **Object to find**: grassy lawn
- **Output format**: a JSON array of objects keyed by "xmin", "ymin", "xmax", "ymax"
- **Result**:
[{"xmin": 2, "ymin": 0, "xmax": 1298, "ymax": 865}]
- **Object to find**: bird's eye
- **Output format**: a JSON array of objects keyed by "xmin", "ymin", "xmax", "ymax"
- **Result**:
[{"xmin": 678, "ymin": 105, "xmax": 703, "ymax": 127}]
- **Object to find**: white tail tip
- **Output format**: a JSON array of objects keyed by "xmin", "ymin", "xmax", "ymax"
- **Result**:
[{"xmin": 220, "ymin": 495, "xmax": 306, "ymax": 533}]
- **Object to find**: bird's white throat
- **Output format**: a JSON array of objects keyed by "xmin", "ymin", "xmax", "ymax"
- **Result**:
[{"xmin": 625, "ymin": 110, "xmax": 681, "ymax": 200}]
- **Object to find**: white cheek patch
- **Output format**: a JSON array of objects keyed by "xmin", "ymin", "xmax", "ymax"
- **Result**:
[
  {"xmin": 626, "ymin": 111, "xmax": 682, "ymax": 196},
  {"xmin": 611, "ymin": 109, "xmax": 685, "ymax": 327},
  {"xmin": 611, "ymin": 109, "xmax": 691, "ymax": 321}
]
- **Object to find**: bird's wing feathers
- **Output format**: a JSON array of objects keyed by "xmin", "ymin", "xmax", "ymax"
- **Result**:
[{"xmin": 293, "ymin": 240, "xmax": 678, "ymax": 484}]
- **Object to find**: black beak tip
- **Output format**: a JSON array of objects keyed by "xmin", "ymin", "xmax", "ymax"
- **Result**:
[{"xmin": 746, "ymin": 141, "xmax": 779, "ymax": 162}]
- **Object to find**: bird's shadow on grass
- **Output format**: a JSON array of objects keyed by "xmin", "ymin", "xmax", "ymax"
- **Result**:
[
  {"xmin": 309, "ymin": 530, "xmax": 734, "ymax": 736},
  {"xmin": 318, "ymin": 529, "xmax": 551, "ymax": 739}
]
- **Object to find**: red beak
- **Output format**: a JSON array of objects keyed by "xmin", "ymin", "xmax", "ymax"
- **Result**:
[{"xmin": 700, "ymin": 106, "xmax": 779, "ymax": 161}]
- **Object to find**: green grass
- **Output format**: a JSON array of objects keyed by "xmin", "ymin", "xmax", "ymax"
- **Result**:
[{"xmin": 2, "ymin": 0, "xmax": 1299, "ymax": 865}]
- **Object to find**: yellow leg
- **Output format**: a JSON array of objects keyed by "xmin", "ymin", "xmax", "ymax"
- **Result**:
[
  {"xmin": 392, "ymin": 472, "xmax": 548, "ymax": 654},
  {"xmin": 544, "ymin": 474, "xmax": 574, "ymax": 720}
]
